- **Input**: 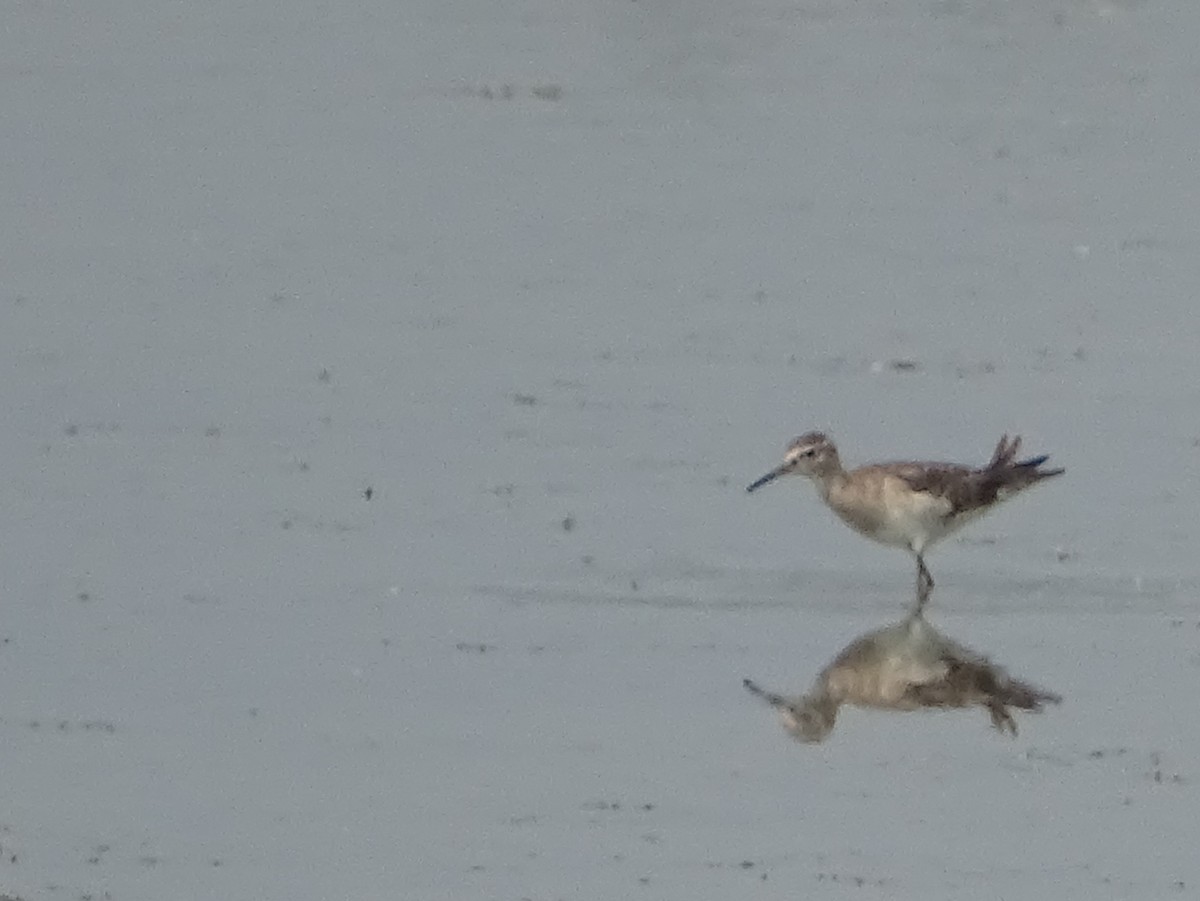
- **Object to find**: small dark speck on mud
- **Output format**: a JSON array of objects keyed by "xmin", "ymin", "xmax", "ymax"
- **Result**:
[
  {"xmin": 467, "ymin": 83, "xmax": 515, "ymax": 101},
  {"xmin": 561, "ymin": 515, "xmax": 575, "ymax": 532},
  {"xmin": 364, "ymin": 486, "xmax": 374, "ymax": 501},
  {"xmin": 583, "ymin": 799, "xmax": 621, "ymax": 811},
  {"xmin": 77, "ymin": 592, "xmax": 90, "ymax": 602},
  {"xmin": 512, "ymin": 393, "xmax": 538, "ymax": 406},
  {"xmin": 317, "ymin": 368, "xmax": 332, "ymax": 383},
  {"xmin": 455, "ymin": 642, "xmax": 494, "ymax": 653},
  {"xmin": 889, "ymin": 359, "xmax": 921, "ymax": 372},
  {"xmin": 205, "ymin": 426, "xmax": 221, "ymax": 438}
]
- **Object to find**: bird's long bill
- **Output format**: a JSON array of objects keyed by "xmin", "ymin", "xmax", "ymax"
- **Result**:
[
  {"xmin": 743, "ymin": 678, "xmax": 787, "ymax": 708},
  {"xmin": 746, "ymin": 467, "xmax": 783, "ymax": 493}
]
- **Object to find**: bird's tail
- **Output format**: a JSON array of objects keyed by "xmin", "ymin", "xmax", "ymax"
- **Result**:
[
  {"xmin": 984, "ymin": 434, "xmax": 1065, "ymax": 493},
  {"xmin": 993, "ymin": 674, "xmax": 1062, "ymax": 711},
  {"xmin": 915, "ymin": 659, "xmax": 1061, "ymax": 712}
]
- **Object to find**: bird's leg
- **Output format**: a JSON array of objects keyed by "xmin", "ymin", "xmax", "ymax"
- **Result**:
[
  {"xmin": 915, "ymin": 555, "xmax": 934, "ymax": 612},
  {"xmin": 917, "ymin": 555, "xmax": 934, "ymax": 592},
  {"xmin": 915, "ymin": 575, "xmax": 930, "ymax": 612},
  {"xmin": 987, "ymin": 703, "xmax": 1018, "ymax": 737}
]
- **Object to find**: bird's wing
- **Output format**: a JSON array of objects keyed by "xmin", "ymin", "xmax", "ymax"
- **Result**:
[{"xmin": 885, "ymin": 462, "xmax": 997, "ymax": 517}]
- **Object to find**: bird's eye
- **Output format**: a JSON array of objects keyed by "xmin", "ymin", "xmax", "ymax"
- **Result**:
[{"xmin": 801, "ymin": 448, "xmax": 816, "ymax": 458}]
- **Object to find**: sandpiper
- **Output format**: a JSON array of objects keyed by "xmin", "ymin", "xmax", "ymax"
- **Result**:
[
  {"xmin": 744, "ymin": 610, "xmax": 1060, "ymax": 742},
  {"xmin": 746, "ymin": 433, "xmax": 1063, "ymax": 608}
]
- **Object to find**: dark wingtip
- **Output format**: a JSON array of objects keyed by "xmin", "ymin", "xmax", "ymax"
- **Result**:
[
  {"xmin": 1008, "ymin": 682, "xmax": 1063, "ymax": 711},
  {"xmin": 1015, "ymin": 455, "xmax": 1065, "ymax": 478}
]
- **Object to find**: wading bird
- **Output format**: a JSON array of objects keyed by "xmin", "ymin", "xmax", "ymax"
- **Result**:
[{"xmin": 747, "ymin": 433, "xmax": 1063, "ymax": 609}]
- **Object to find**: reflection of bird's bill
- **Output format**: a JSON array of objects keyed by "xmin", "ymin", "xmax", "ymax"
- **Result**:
[{"xmin": 742, "ymin": 678, "xmax": 787, "ymax": 708}]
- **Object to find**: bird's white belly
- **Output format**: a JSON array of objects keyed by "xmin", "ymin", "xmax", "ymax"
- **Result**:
[{"xmin": 859, "ymin": 490, "xmax": 954, "ymax": 552}]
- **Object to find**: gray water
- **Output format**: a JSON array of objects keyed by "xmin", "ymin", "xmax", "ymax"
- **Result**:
[{"xmin": 2, "ymin": 1, "xmax": 1198, "ymax": 898}]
